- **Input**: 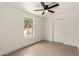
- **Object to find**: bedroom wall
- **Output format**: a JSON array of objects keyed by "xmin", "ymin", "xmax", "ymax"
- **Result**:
[
  {"xmin": 44, "ymin": 2, "xmax": 79, "ymax": 48},
  {"xmin": 43, "ymin": 15, "xmax": 54, "ymax": 41},
  {"xmin": 0, "ymin": 3, "xmax": 44, "ymax": 55},
  {"xmin": 53, "ymin": 12, "xmax": 79, "ymax": 47}
]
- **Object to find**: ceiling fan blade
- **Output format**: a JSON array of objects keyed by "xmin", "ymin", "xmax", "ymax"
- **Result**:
[
  {"xmin": 34, "ymin": 9, "xmax": 44, "ymax": 11},
  {"xmin": 40, "ymin": 2, "xmax": 46, "ymax": 9},
  {"xmin": 42, "ymin": 11, "xmax": 45, "ymax": 15},
  {"xmin": 48, "ymin": 10, "xmax": 55, "ymax": 13},
  {"xmin": 48, "ymin": 3, "xmax": 59, "ymax": 9}
]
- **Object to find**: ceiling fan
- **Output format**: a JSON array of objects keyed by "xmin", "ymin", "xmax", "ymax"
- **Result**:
[{"xmin": 34, "ymin": 2, "xmax": 59, "ymax": 15}]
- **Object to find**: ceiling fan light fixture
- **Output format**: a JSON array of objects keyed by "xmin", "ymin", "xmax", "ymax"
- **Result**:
[{"xmin": 45, "ymin": 10, "xmax": 48, "ymax": 12}]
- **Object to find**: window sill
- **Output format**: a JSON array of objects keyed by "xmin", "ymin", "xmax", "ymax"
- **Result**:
[{"xmin": 24, "ymin": 35, "xmax": 33, "ymax": 39}]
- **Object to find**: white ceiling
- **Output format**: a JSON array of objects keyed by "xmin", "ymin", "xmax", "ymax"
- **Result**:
[
  {"xmin": 6, "ymin": 2, "xmax": 59, "ymax": 17},
  {"xmin": 6, "ymin": 2, "xmax": 79, "ymax": 18}
]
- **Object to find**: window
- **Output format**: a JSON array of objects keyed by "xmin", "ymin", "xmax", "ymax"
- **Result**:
[{"xmin": 24, "ymin": 17, "xmax": 33, "ymax": 37}]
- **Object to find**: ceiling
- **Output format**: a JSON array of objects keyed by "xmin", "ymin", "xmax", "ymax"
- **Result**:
[
  {"xmin": 6, "ymin": 2, "xmax": 59, "ymax": 17},
  {"xmin": 6, "ymin": 2, "xmax": 79, "ymax": 18}
]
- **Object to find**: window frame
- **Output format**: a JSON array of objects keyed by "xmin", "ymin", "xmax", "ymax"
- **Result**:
[{"xmin": 24, "ymin": 17, "xmax": 34, "ymax": 38}]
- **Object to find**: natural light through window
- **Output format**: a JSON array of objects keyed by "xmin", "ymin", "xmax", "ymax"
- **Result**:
[{"xmin": 24, "ymin": 17, "xmax": 33, "ymax": 37}]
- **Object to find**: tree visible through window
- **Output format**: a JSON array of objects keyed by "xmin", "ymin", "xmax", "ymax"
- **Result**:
[{"xmin": 24, "ymin": 17, "xmax": 33, "ymax": 37}]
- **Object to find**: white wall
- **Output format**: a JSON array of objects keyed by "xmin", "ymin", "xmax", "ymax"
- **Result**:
[
  {"xmin": 44, "ymin": 15, "xmax": 54, "ymax": 41},
  {"xmin": 54, "ymin": 12, "xmax": 79, "ymax": 47},
  {"xmin": 0, "ymin": 3, "xmax": 43, "ymax": 55},
  {"xmin": 45, "ymin": 2, "xmax": 79, "ymax": 48}
]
